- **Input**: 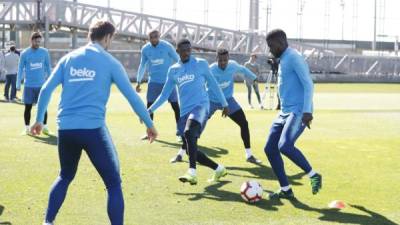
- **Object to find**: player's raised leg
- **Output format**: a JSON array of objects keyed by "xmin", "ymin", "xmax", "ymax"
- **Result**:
[
  {"xmin": 277, "ymin": 113, "xmax": 321, "ymax": 195},
  {"xmin": 264, "ymin": 116, "xmax": 295, "ymax": 199},
  {"xmin": 179, "ymin": 119, "xmax": 201, "ymax": 185},
  {"xmin": 178, "ymin": 115, "xmax": 227, "ymax": 184}
]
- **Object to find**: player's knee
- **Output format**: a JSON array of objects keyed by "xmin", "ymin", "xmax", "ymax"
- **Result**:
[
  {"xmin": 171, "ymin": 102, "xmax": 179, "ymax": 109},
  {"xmin": 106, "ymin": 181, "xmax": 121, "ymax": 190},
  {"xmin": 278, "ymin": 141, "xmax": 293, "ymax": 155},
  {"xmin": 146, "ymin": 101, "xmax": 154, "ymax": 108},
  {"xmin": 264, "ymin": 141, "xmax": 277, "ymax": 156},
  {"xmin": 240, "ymin": 119, "xmax": 249, "ymax": 129},
  {"xmin": 58, "ymin": 173, "xmax": 75, "ymax": 184},
  {"xmin": 184, "ymin": 129, "xmax": 195, "ymax": 140},
  {"xmin": 263, "ymin": 145, "xmax": 269, "ymax": 155},
  {"xmin": 60, "ymin": 166, "xmax": 80, "ymax": 181},
  {"xmin": 24, "ymin": 105, "xmax": 32, "ymax": 112},
  {"xmin": 180, "ymin": 139, "xmax": 186, "ymax": 148},
  {"xmin": 104, "ymin": 174, "xmax": 122, "ymax": 190},
  {"xmin": 184, "ymin": 120, "xmax": 201, "ymax": 142}
]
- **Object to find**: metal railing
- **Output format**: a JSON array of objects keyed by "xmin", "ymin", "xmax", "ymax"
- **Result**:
[{"xmin": 0, "ymin": 0, "xmax": 267, "ymax": 53}]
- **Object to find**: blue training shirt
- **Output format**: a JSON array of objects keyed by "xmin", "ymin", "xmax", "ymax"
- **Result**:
[
  {"xmin": 208, "ymin": 60, "xmax": 256, "ymax": 102},
  {"xmin": 278, "ymin": 47, "xmax": 314, "ymax": 115},
  {"xmin": 17, "ymin": 47, "xmax": 52, "ymax": 89},
  {"xmin": 136, "ymin": 40, "xmax": 179, "ymax": 84},
  {"xmin": 149, "ymin": 56, "xmax": 228, "ymax": 116},
  {"xmin": 36, "ymin": 42, "xmax": 154, "ymax": 130}
]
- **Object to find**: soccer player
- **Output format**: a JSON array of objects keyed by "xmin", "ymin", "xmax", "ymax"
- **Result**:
[
  {"xmin": 30, "ymin": 20, "xmax": 157, "ymax": 225},
  {"xmin": 170, "ymin": 48, "xmax": 262, "ymax": 164},
  {"xmin": 264, "ymin": 29, "xmax": 322, "ymax": 199},
  {"xmin": 17, "ymin": 32, "xmax": 52, "ymax": 135},
  {"xmin": 244, "ymin": 53, "xmax": 263, "ymax": 109},
  {"xmin": 148, "ymin": 39, "xmax": 229, "ymax": 185},
  {"xmin": 3, "ymin": 45, "xmax": 19, "ymax": 102},
  {"xmin": 136, "ymin": 30, "xmax": 181, "ymax": 141}
]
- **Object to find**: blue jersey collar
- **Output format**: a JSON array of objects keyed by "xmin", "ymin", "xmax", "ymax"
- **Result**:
[
  {"xmin": 217, "ymin": 61, "xmax": 231, "ymax": 72},
  {"xmin": 179, "ymin": 55, "xmax": 194, "ymax": 65},
  {"xmin": 280, "ymin": 47, "xmax": 291, "ymax": 60},
  {"xmin": 29, "ymin": 47, "xmax": 41, "ymax": 52},
  {"xmin": 89, "ymin": 42, "xmax": 105, "ymax": 52}
]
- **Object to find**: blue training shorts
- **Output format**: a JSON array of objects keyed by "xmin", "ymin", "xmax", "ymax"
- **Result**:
[
  {"xmin": 146, "ymin": 82, "xmax": 178, "ymax": 103},
  {"xmin": 177, "ymin": 105, "xmax": 208, "ymax": 137},
  {"xmin": 23, "ymin": 87, "xmax": 41, "ymax": 104},
  {"xmin": 209, "ymin": 97, "xmax": 242, "ymax": 118}
]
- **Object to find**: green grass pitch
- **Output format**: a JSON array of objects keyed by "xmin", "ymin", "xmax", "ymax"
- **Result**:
[{"xmin": 0, "ymin": 83, "xmax": 399, "ymax": 225}]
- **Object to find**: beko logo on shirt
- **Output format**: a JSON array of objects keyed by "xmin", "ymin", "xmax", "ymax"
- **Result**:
[
  {"xmin": 219, "ymin": 81, "xmax": 231, "ymax": 89},
  {"xmin": 30, "ymin": 62, "xmax": 43, "ymax": 70},
  {"xmin": 70, "ymin": 67, "xmax": 96, "ymax": 78},
  {"xmin": 69, "ymin": 67, "xmax": 96, "ymax": 82},
  {"xmin": 151, "ymin": 59, "xmax": 164, "ymax": 66},
  {"xmin": 177, "ymin": 74, "xmax": 195, "ymax": 86}
]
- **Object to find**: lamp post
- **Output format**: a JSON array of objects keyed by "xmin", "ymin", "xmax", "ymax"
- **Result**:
[{"xmin": 372, "ymin": 0, "xmax": 377, "ymax": 50}]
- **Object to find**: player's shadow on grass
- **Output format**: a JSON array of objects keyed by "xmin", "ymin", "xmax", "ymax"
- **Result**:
[
  {"xmin": 0, "ymin": 205, "xmax": 12, "ymax": 225},
  {"xmin": 174, "ymin": 181, "xmax": 280, "ymax": 211},
  {"xmin": 155, "ymin": 139, "xmax": 229, "ymax": 158},
  {"xmin": 0, "ymin": 99, "xmax": 23, "ymax": 105},
  {"xmin": 288, "ymin": 198, "xmax": 398, "ymax": 225},
  {"xmin": 226, "ymin": 165, "xmax": 305, "ymax": 186},
  {"xmin": 12, "ymin": 101, "xmax": 24, "ymax": 105},
  {"xmin": 31, "ymin": 134, "xmax": 58, "ymax": 146}
]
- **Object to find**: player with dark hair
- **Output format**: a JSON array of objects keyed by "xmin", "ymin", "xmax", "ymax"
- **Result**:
[
  {"xmin": 136, "ymin": 30, "xmax": 181, "ymax": 141},
  {"xmin": 149, "ymin": 39, "xmax": 229, "ymax": 185},
  {"xmin": 264, "ymin": 29, "xmax": 322, "ymax": 199},
  {"xmin": 31, "ymin": 20, "xmax": 157, "ymax": 225},
  {"xmin": 17, "ymin": 32, "xmax": 52, "ymax": 135},
  {"xmin": 170, "ymin": 48, "xmax": 262, "ymax": 164}
]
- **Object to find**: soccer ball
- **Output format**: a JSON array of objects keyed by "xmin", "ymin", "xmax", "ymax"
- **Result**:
[{"xmin": 240, "ymin": 180, "xmax": 263, "ymax": 203}]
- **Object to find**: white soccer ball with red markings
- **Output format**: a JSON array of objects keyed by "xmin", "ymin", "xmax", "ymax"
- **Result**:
[{"xmin": 240, "ymin": 180, "xmax": 263, "ymax": 203}]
